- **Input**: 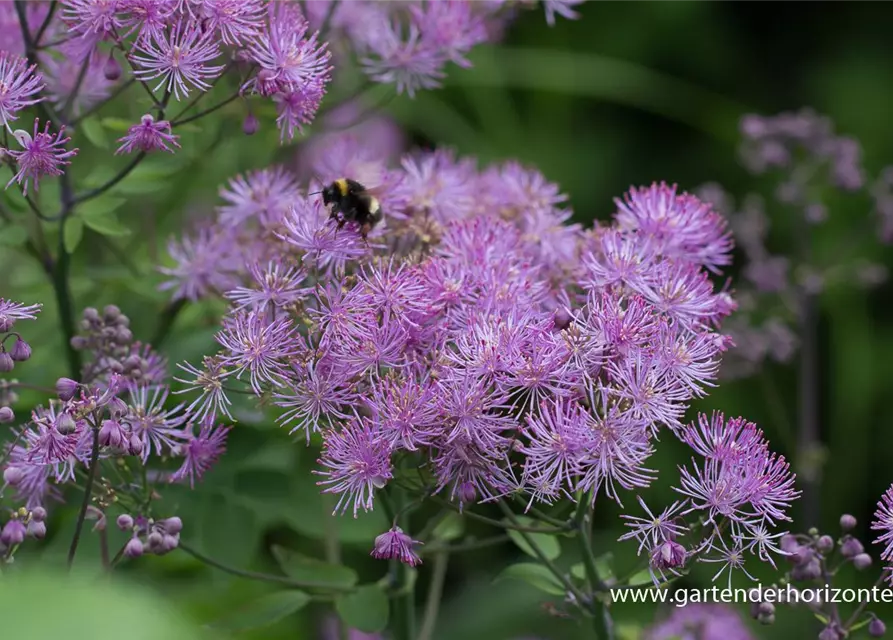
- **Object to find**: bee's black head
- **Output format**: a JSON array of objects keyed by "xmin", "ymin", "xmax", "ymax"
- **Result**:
[{"xmin": 321, "ymin": 184, "xmax": 338, "ymax": 205}]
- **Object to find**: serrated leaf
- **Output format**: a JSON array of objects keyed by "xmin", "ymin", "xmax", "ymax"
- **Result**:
[
  {"xmin": 494, "ymin": 563, "xmax": 564, "ymax": 596},
  {"xmin": 432, "ymin": 512, "xmax": 464, "ymax": 542},
  {"xmin": 0, "ymin": 225, "xmax": 28, "ymax": 246},
  {"xmin": 80, "ymin": 117, "xmax": 109, "ymax": 148},
  {"xmin": 271, "ymin": 545, "xmax": 358, "ymax": 589},
  {"xmin": 506, "ymin": 517, "xmax": 560, "ymax": 561},
  {"xmin": 209, "ymin": 590, "xmax": 310, "ymax": 633},
  {"xmin": 63, "ymin": 217, "xmax": 83, "ymax": 253},
  {"xmin": 335, "ymin": 585, "xmax": 389, "ymax": 634}
]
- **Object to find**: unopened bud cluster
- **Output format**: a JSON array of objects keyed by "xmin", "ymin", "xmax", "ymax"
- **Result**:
[
  {"xmin": 117, "ymin": 514, "xmax": 182, "ymax": 559},
  {"xmin": 0, "ymin": 506, "xmax": 47, "ymax": 561},
  {"xmin": 71, "ymin": 306, "xmax": 150, "ymax": 384},
  {"xmin": 0, "ymin": 299, "xmax": 41, "ymax": 426}
]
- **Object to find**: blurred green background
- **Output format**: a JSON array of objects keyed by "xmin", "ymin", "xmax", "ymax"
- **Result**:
[{"xmin": 4, "ymin": 2, "xmax": 893, "ymax": 638}]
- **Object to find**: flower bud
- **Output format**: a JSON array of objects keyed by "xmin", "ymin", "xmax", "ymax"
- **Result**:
[
  {"xmin": 0, "ymin": 317, "xmax": 12, "ymax": 332},
  {"xmin": 758, "ymin": 602, "xmax": 775, "ymax": 617},
  {"xmin": 56, "ymin": 377, "xmax": 79, "ymax": 401},
  {"xmin": 128, "ymin": 433, "xmax": 143, "ymax": 456},
  {"xmin": 146, "ymin": 531, "xmax": 163, "ymax": 552},
  {"xmin": 841, "ymin": 536, "xmax": 864, "ymax": 558},
  {"xmin": 10, "ymin": 339, "xmax": 30, "ymax": 362},
  {"xmin": 819, "ymin": 625, "xmax": 843, "ymax": 640},
  {"xmin": 160, "ymin": 534, "xmax": 179, "ymax": 553},
  {"xmin": 758, "ymin": 613, "xmax": 776, "ymax": 625},
  {"xmin": 651, "ymin": 540, "xmax": 686, "ymax": 571},
  {"xmin": 816, "ymin": 535, "xmax": 834, "ymax": 553},
  {"xmin": 0, "ymin": 406, "xmax": 14, "ymax": 423},
  {"xmin": 26, "ymin": 520, "xmax": 46, "ymax": 539},
  {"xmin": 0, "ymin": 352, "xmax": 14, "ymax": 372},
  {"xmin": 55, "ymin": 412, "xmax": 77, "ymax": 435},
  {"xmin": 103, "ymin": 53, "xmax": 121, "ymax": 81},
  {"xmin": 161, "ymin": 516, "xmax": 182, "ymax": 535},
  {"xmin": 103, "ymin": 305, "xmax": 121, "ymax": 322},
  {"xmin": 1, "ymin": 519, "xmax": 26, "ymax": 546},
  {"xmin": 117, "ymin": 514, "xmax": 134, "ymax": 531},
  {"xmin": 30, "ymin": 507, "xmax": 46, "ymax": 522},
  {"xmin": 243, "ymin": 112, "xmax": 259, "ymax": 135},
  {"xmin": 869, "ymin": 617, "xmax": 887, "ymax": 637},
  {"xmin": 70, "ymin": 336, "xmax": 87, "ymax": 349},
  {"xmin": 124, "ymin": 537, "xmax": 144, "ymax": 558},
  {"xmin": 791, "ymin": 558, "xmax": 822, "ymax": 581},
  {"xmin": 3, "ymin": 466, "xmax": 23, "ymax": 485},
  {"xmin": 83, "ymin": 307, "xmax": 100, "ymax": 323},
  {"xmin": 840, "ymin": 514, "xmax": 857, "ymax": 531},
  {"xmin": 853, "ymin": 553, "xmax": 873, "ymax": 570},
  {"xmin": 98, "ymin": 420, "xmax": 124, "ymax": 448},
  {"xmin": 115, "ymin": 327, "xmax": 133, "ymax": 345},
  {"xmin": 108, "ymin": 397, "xmax": 128, "ymax": 419}
]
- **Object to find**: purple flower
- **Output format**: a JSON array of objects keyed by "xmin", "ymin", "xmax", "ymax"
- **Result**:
[
  {"xmin": 217, "ymin": 166, "xmax": 300, "ymax": 228},
  {"xmin": 126, "ymin": 385, "xmax": 188, "ymax": 461},
  {"xmin": 225, "ymin": 261, "xmax": 308, "ymax": 311},
  {"xmin": 274, "ymin": 356, "xmax": 355, "ymax": 442},
  {"xmin": 366, "ymin": 375, "xmax": 439, "ymax": 452},
  {"xmin": 275, "ymin": 85, "xmax": 326, "ymax": 141},
  {"xmin": 0, "ymin": 52, "xmax": 44, "ymax": 130},
  {"xmin": 645, "ymin": 603, "xmax": 755, "ymax": 640},
  {"xmin": 119, "ymin": 0, "xmax": 177, "ymax": 43},
  {"xmin": 60, "ymin": 0, "xmax": 123, "ymax": 60},
  {"xmin": 131, "ymin": 19, "xmax": 226, "ymax": 100},
  {"xmin": 170, "ymin": 419, "xmax": 230, "ymax": 488},
  {"xmin": 6, "ymin": 120, "xmax": 78, "ymax": 195},
  {"xmin": 543, "ymin": 0, "xmax": 585, "ymax": 26},
  {"xmin": 0, "ymin": 298, "xmax": 41, "ymax": 332},
  {"xmin": 116, "ymin": 114, "xmax": 181, "ymax": 154},
  {"xmin": 215, "ymin": 310, "xmax": 299, "ymax": 394},
  {"xmin": 158, "ymin": 225, "xmax": 242, "ymax": 301},
  {"xmin": 619, "ymin": 496, "xmax": 689, "ymax": 556},
  {"xmin": 191, "ymin": 0, "xmax": 264, "ymax": 45},
  {"xmin": 40, "ymin": 49, "xmax": 115, "ymax": 117},
  {"xmin": 409, "ymin": 0, "xmax": 487, "ymax": 68},
  {"xmin": 244, "ymin": 3, "xmax": 331, "ymax": 97},
  {"xmin": 370, "ymin": 526, "xmax": 422, "ymax": 567},
  {"xmin": 361, "ymin": 22, "xmax": 445, "ymax": 98},
  {"xmin": 174, "ymin": 356, "xmax": 234, "ymax": 421},
  {"xmin": 315, "ymin": 418, "xmax": 393, "ymax": 517},
  {"xmin": 872, "ymin": 484, "xmax": 893, "ymax": 565}
]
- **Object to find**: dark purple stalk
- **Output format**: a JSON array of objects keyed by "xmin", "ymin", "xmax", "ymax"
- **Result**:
[{"xmin": 67, "ymin": 424, "xmax": 100, "ymax": 570}]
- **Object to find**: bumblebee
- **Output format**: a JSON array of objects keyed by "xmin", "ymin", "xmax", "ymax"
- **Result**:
[{"xmin": 321, "ymin": 178, "xmax": 383, "ymax": 239}]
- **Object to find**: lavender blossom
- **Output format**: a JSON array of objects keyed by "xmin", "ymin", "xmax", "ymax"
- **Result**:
[
  {"xmin": 0, "ymin": 52, "xmax": 44, "ymax": 130},
  {"xmin": 6, "ymin": 120, "xmax": 78, "ymax": 195},
  {"xmin": 116, "ymin": 115, "xmax": 181, "ymax": 154},
  {"xmin": 371, "ymin": 526, "xmax": 422, "ymax": 567}
]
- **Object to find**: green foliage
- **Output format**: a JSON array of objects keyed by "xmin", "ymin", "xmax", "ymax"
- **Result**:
[
  {"xmin": 494, "ymin": 562, "xmax": 565, "ymax": 596},
  {"xmin": 209, "ymin": 590, "xmax": 311, "ymax": 634},
  {"xmin": 335, "ymin": 585, "xmax": 390, "ymax": 633},
  {"xmin": 506, "ymin": 518, "xmax": 562, "ymax": 561},
  {"xmin": 271, "ymin": 545, "xmax": 359, "ymax": 589}
]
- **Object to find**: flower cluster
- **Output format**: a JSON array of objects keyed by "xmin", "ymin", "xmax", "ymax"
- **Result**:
[
  {"xmin": 0, "ymin": 305, "xmax": 230, "ymax": 562},
  {"xmin": 0, "ymin": 298, "xmax": 41, "ymax": 424},
  {"xmin": 161, "ymin": 126, "xmax": 796, "ymax": 595},
  {"xmin": 618, "ymin": 412, "xmax": 798, "ymax": 588}
]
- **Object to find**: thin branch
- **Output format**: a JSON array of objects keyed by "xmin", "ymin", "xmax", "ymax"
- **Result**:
[
  {"xmin": 172, "ymin": 91, "xmax": 241, "ymax": 127},
  {"xmin": 67, "ymin": 425, "xmax": 100, "ymax": 570},
  {"xmin": 178, "ymin": 542, "xmax": 354, "ymax": 592},
  {"xmin": 72, "ymin": 152, "xmax": 146, "ymax": 205},
  {"xmin": 34, "ymin": 0, "xmax": 58, "ymax": 45},
  {"xmin": 417, "ymin": 551, "xmax": 448, "ymax": 640},
  {"xmin": 429, "ymin": 496, "xmax": 571, "ymax": 534}
]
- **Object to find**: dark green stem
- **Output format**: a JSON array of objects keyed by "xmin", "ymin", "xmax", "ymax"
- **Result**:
[
  {"xmin": 417, "ymin": 551, "xmax": 448, "ymax": 640},
  {"xmin": 576, "ymin": 494, "xmax": 613, "ymax": 640},
  {"xmin": 430, "ymin": 496, "xmax": 570, "ymax": 533},
  {"xmin": 179, "ymin": 542, "xmax": 353, "ymax": 592},
  {"xmin": 73, "ymin": 152, "xmax": 146, "ymax": 205},
  {"xmin": 497, "ymin": 501, "xmax": 588, "ymax": 607},
  {"xmin": 57, "ymin": 174, "xmax": 82, "ymax": 378},
  {"xmin": 390, "ymin": 487, "xmax": 415, "ymax": 640},
  {"xmin": 151, "ymin": 294, "xmax": 186, "ymax": 348},
  {"xmin": 67, "ymin": 425, "xmax": 99, "ymax": 570}
]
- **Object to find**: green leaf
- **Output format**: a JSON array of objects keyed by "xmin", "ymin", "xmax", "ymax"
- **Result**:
[
  {"xmin": 1, "ymin": 568, "xmax": 202, "ymax": 638},
  {"xmin": 63, "ymin": 218, "xmax": 84, "ymax": 253},
  {"xmin": 78, "ymin": 195, "xmax": 127, "ymax": 220},
  {"xmin": 198, "ymin": 492, "xmax": 259, "ymax": 568},
  {"xmin": 335, "ymin": 585, "xmax": 389, "ymax": 634},
  {"xmin": 271, "ymin": 545, "xmax": 358, "ymax": 589},
  {"xmin": 80, "ymin": 117, "xmax": 109, "ymax": 149},
  {"xmin": 493, "ymin": 563, "xmax": 564, "ymax": 596},
  {"xmin": 627, "ymin": 569, "xmax": 653, "ymax": 586},
  {"xmin": 594, "ymin": 552, "xmax": 615, "ymax": 582},
  {"xmin": 432, "ymin": 512, "xmax": 465, "ymax": 542},
  {"xmin": 100, "ymin": 117, "xmax": 135, "ymax": 132},
  {"xmin": 506, "ymin": 517, "xmax": 560, "ymax": 561},
  {"xmin": 80, "ymin": 213, "xmax": 131, "ymax": 237},
  {"xmin": 209, "ymin": 590, "xmax": 310, "ymax": 633},
  {"xmin": 0, "ymin": 225, "xmax": 28, "ymax": 246}
]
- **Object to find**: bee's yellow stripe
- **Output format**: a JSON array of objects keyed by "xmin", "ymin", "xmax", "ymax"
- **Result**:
[{"xmin": 334, "ymin": 178, "xmax": 349, "ymax": 196}]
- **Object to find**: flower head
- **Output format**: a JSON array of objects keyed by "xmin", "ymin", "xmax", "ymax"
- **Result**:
[
  {"xmin": 371, "ymin": 526, "xmax": 422, "ymax": 567},
  {"xmin": 116, "ymin": 114, "xmax": 181, "ymax": 154},
  {"xmin": 0, "ymin": 52, "xmax": 44, "ymax": 130},
  {"xmin": 170, "ymin": 419, "xmax": 231, "ymax": 488},
  {"xmin": 6, "ymin": 120, "xmax": 78, "ymax": 195}
]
